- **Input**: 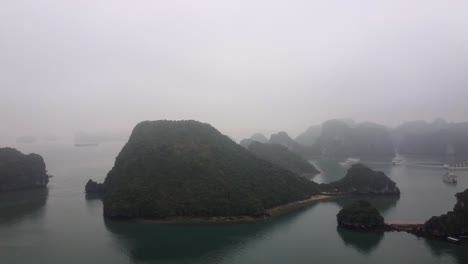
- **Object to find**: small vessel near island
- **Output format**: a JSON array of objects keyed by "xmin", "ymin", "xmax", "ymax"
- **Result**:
[
  {"xmin": 447, "ymin": 236, "xmax": 461, "ymax": 244},
  {"xmin": 443, "ymin": 172, "xmax": 457, "ymax": 184},
  {"xmin": 392, "ymin": 157, "xmax": 405, "ymax": 166},
  {"xmin": 74, "ymin": 143, "xmax": 99, "ymax": 147},
  {"xmin": 339, "ymin": 158, "xmax": 360, "ymax": 167}
]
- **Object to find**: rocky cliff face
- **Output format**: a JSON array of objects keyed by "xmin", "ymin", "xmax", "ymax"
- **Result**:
[
  {"xmin": 423, "ymin": 188, "xmax": 468, "ymax": 237},
  {"xmin": 295, "ymin": 125, "xmax": 322, "ymax": 146},
  {"xmin": 85, "ymin": 179, "xmax": 105, "ymax": 194},
  {"xmin": 397, "ymin": 122, "xmax": 468, "ymax": 156},
  {"xmin": 314, "ymin": 120, "xmax": 395, "ymax": 157},
  {"xmin": 250, "ymin": 133, "xmax": 268, "ymax": 143},
  {"xmin": 268, "ymin": 132, "xmax": 300, "ymax": 150},
  {"xmin": 454, "ymin": 189, "xmax": 468, "ymax": 213},
  {"xmin": 0, "ymin": 148, "xmax": 49, "ymax": 192},
  {"xmin": 239, "ymin": 133, "xmax": 268, "ymax": 148},
  {"xmin": 323, "ymin": 164, "xmax": 400, "ymax": 195}
]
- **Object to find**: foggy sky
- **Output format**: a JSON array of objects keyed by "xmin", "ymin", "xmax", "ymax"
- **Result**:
[{"xmin": 1, "ymin": 0, "xmax": 468, "ymax": 141}]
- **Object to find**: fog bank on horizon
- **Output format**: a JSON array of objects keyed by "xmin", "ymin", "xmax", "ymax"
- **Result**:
[{"xmin": 1, "ymin": 0, "xmax": 468, "ymax": 141}]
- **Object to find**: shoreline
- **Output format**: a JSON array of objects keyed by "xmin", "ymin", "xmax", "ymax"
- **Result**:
[
  {"xmin": 136, "ymin": 194, "xmax": 342, "ymax": 224},
  {"xmin": 342, "ymin": 223, "xmax": 466, "ymax": 243}
]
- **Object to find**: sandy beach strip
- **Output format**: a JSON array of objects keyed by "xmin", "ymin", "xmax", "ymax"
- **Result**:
[{"xmin": 136, "ymin": 194, "xmax": 342, "ymax": 224}]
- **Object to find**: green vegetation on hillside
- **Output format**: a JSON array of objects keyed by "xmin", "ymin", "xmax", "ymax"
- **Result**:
[
  {"xmin": 247, "ymin": 142, "xmax": 319, "ymax": 178},
  {"xmin": 101, "ymin": 120, "xmax": 320, "ymax": 219},
  {"xmin": 322, "ymin": 164, "xmax": 400, "ymax": 195},
  {"xmin": 423, "ymin": 188, "xmax": 468, "ymax": 237},
  {"xmin": 337, "ymin": 200, "xmax": 385, "ymax": 230}
]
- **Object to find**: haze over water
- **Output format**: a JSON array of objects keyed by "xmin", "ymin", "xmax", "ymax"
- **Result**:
[
  {"xmin": 1, "ymin": 142, "xmax": 467, "ymax": 264},
  {"xmin": 2, "ymin": 1, "xmax": 468, "ymax": 263},
  {"xmin": 2, "ymin": 1, "xmax": 468, "ymax": 140}
]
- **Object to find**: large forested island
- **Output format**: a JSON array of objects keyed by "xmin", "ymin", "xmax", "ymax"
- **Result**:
[
  {"xmin": 247, "ymin": 141, "xmax": 319, "ymax": 178},
  {"xmin": 97, "ymin": 120, "xmax": 321, "ymax": 219},
  {"xmin": 0, "ymin": 148, "xmax": 49, "ymax": 192}
]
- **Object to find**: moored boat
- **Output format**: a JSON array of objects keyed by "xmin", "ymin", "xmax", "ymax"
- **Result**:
[
  {"xmin": 443, "ymin": 161, "xmax": 468, "ymax": 170},
  {"xmin": 339, "ymin": 158, "xmax": 360, "ymax": 167},
  {"xmin": 392, "ymin": 157, "xmax": 405, "ymax": 166},
  {"xmin": 447, "ymin": 236, "xmax": 461, "ymax": 244},
  {"xmin": 443, "ymin": 172, "xmax": 457, "ymax": 184}
]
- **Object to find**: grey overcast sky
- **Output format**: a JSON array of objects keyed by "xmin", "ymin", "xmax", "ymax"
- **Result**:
[{"xmin": 1, "ymin": 0, "xmax": 468, "ymax": 141}]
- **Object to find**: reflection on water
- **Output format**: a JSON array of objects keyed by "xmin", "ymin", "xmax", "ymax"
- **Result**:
[
  {"xmin": 104, "ymin": 204, "xmax": 320, "ymax": 263},
  {"xmin": 0, "ymin": 143, "xmax": 467, "ymax": 264},
  {"xmin": 310, "ymin": 157, "xmax": 393, "ymax": 184},
  {"xmin": 424, "ymin": 237, "xmax": 468, "ymax": 264},
  {"xmin": 336, "ymin": 227, "xmax": 384, "ymax": 253},
  {"xmin": 84, "ymin": 193, "xmax": 103, "ymax": 201},
  {"xmin": 0, "ymin": 188, "xmax": 49, "ymax": 225},
  {"xmin": 333, "ymin": 195, "xmax": 400, "ymax": 214}
]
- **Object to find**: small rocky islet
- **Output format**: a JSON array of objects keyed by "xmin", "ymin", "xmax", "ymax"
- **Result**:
[
  {"xmin": 0, "ymin": 147, "xmax": 49, "ymax": 192},
  {"xmin": 337, "ymin": 189, "xmax": 468, "ymax": 243},
  {"xmin": 322, "ymin": 163, "xmax": 400, "ymax": 195},
  {"xmin": 337, "ymin": 200, "xmax": 385, "ymax": 231}
]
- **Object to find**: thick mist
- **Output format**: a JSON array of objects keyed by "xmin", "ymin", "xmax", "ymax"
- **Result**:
[{"xmin": 1, "ymin": 0, "xmax": 468, "ymax": 141}]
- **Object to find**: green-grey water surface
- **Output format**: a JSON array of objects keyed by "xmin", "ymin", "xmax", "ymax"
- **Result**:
[{"xmin": 1, "ymin": 142, "xmax": 467, "ymax": 264}]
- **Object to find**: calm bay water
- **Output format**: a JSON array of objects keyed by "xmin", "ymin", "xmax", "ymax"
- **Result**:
[{"xmin": 1, "ymin": 142, "xmax": 468, "ymax": 264}]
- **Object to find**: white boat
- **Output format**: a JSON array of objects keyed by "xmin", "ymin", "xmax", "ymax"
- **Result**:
[
  {"xmin": 392, "ymin": 157, "xmax": 405, "ymax": 166},
  {"xmin": 447, "ymin": 236, "xmax": 461, "ymax": 244},
  {"xmin": 339, "ymin": 158, "xmax": 360, "ymax": 167},
  {"xmin": 443, "ymin": 161, "xmax": 468, "ymax": 170},
  {"xmin": 443, "ymin": 172, "xmax": 458, "ymax": 184}
]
